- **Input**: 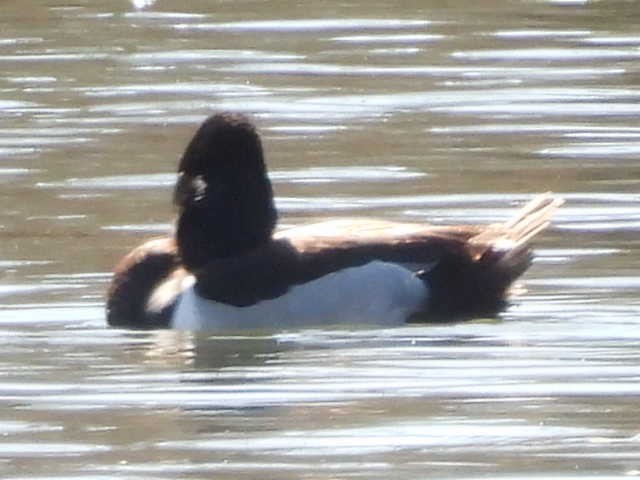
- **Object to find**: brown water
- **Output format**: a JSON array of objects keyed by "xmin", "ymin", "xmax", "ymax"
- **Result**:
[{"xmin": 1, "ymin": 0, "xmax": 640, "ymax": 478}]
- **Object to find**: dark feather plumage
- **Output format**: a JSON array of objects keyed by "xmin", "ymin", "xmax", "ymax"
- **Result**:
[{"xmin": 106, "ymin": 112, "xmax": 563, "ymax": 329}]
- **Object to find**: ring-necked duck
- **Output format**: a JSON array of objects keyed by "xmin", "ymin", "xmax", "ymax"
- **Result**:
[{"xmin": 107, "ymin": 112, "xmax": 562, "ymax": 330}]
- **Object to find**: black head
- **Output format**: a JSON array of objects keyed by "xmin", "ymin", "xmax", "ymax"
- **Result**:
[{"xmin": 174, "ymin": 112, "xmax": 277, "ymax": 271}]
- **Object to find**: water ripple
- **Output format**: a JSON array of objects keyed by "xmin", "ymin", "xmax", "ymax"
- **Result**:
[
  {"xmin": 160, "ymin": 421, "xmax": 607, "ymax": 455},
  {"xmin": 452, "ymin": 48, "xmax": 640, "ymax": 61},
  {"xmin": 331, "ymin": 33, "xmax": 444, "ymax": 43},
  {"xmin": 126, "ymin": 49, "xmax": 304, "ymax": 64},
  {"xmin": 173, "ymin": 19, "xmax": 431, "ymax": 32}
]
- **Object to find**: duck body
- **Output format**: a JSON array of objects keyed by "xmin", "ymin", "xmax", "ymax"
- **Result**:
[
  {"xmin": 172, "ymin": 260, "xmax": 427, "ymax": 330},
  {"xmin": 106, "ymin": 113, "xmax": 562, "ymax": 331}
]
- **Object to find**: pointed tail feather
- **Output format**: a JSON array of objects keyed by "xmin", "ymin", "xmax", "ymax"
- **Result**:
[
  {"xmin": 470, "ymin": 193, "xmax": 563, "ymax": 253},
  {"xmin": 501, "ymin": 192, "xmax": 563, "ymax": 246},
  {"xmin": 486, "ymin": 193, "xmax": 563, "ymax": 266},
  {"xmin": 422, "ymin": 193, "xmax": 563, "ymax": 320}
]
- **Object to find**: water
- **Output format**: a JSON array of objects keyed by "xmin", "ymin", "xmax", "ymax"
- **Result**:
[{"xmin": 1, "ymin": 0, "xmax": 639, "ymax": 478}]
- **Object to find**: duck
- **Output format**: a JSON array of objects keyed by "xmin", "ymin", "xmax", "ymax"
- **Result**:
[{"xmin": 106, "ymin": 112, "xmax": 563, "ymax": 331}]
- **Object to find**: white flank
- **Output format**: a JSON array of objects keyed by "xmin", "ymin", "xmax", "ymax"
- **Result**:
[{"xmin": 171, "ymin": 261, "xmax": 428, "ymax": 331}]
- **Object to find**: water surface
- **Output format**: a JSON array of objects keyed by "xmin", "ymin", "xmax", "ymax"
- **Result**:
[{"xmin": 1, "ymin": 0, "xmax": 639, "ymax": 478}]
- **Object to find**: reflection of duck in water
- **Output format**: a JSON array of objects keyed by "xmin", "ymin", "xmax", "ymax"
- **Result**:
[{"xmin": 107, "ymin": 113, "xmax": 562, "ymax": 331}]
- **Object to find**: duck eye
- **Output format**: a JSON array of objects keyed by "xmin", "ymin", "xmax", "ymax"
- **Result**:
[
  {"xmin": 174, "ymin": 173, "xmax": 208, "ymax": 206},
  {"xmin": 192, "ymin": 175, "xmax": 208, "ymax": 202}
]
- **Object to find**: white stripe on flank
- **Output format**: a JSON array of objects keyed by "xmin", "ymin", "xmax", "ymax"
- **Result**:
[{"xmin": 171, "ymin": 261, "xmax": 428, "ymax": 331}]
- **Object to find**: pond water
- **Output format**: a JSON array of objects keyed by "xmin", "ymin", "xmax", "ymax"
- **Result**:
[{"xmin": 1, "ymin": 0, "xmax": 639, "ymax": 478}]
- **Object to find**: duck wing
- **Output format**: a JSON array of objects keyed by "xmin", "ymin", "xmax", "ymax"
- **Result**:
[{"xmin": 194, "ymin": 194, "xmax": 562, "ymax": 316}]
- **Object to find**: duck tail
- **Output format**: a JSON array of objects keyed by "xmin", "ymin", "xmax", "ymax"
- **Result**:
[{"xmin": 421, "ymin": 193, "xmax": 563, "ymax": 320}]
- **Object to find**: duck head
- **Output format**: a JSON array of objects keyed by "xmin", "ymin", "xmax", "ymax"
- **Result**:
[{"xmin": 174, "ymin": 113, "xmax": 277, "ymax": 271}]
